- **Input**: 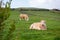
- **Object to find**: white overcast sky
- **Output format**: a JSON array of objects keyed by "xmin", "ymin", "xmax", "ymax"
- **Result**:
[{"xmin": 3, "ymin": 0, "xmax": 60, "ymax": 9}]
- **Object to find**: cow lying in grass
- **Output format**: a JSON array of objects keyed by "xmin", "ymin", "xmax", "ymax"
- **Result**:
[
  {"xmin": 29, "ymin": 20, "xmax": 47, "ymax": 30},
  {"xmin": 19, "ymin": 14, "xmax": 29, "ymax": 21}
]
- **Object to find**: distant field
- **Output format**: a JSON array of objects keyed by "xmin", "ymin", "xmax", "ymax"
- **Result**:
[{"xmin": 3, "ymin": 10, "xmax": 60, "ymax": 40}]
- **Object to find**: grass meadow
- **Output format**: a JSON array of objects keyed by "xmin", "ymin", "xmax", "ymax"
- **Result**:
[{"xmin": 3, "ymin": 10, "xmax": 60, "ymax": 40}]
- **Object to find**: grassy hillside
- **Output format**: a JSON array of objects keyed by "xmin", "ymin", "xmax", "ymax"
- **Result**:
[{"xmin": 3, "ymin": 10, "xmax": 60, "ymax": 40}]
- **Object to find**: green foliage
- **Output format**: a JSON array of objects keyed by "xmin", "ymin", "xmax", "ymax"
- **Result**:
[
  {"xmin": 0, "ymin": 0, "xmax": 13, "ymax": 40},
  {"xmin": 4, "ymin": 20, "xmax": 16, "ymax": 40}
]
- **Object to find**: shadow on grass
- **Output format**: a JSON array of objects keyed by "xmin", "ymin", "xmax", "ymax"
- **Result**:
[{"xmin": 54, "ymin": 36, "xmax": 60, "ymax": 40}]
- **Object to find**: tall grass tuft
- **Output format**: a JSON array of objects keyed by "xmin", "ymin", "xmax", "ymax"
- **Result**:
[{"xmin": 5, "ymin": 20, "xmax": 16, "ymax": 40}]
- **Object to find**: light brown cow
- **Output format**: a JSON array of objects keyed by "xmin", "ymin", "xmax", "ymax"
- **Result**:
[
  {"xmin": 19, "ymin": 14, "xmax": 29, "ymax": 21},
  {"xmin": 29, "ymin": 20, "xmax": 47, "ymax": 30}
]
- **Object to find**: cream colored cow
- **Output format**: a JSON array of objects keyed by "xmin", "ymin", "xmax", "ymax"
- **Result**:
[
  {"xmin": 29, "ymin": 20, "xmax": 47, "ymax": 30},
  {"xmin": 19, "ymin": 14, "xmax": 29, "ymax": 21}
]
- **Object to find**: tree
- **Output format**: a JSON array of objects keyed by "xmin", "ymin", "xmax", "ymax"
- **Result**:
[{"xmin": 0, "ymin": 0, "xmax": 16, "ymax": 40}]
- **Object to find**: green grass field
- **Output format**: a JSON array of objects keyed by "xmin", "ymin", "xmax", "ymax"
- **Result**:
[{"xmin": 3, "ymin": 10, "xmax": 60, "ymax": 40}]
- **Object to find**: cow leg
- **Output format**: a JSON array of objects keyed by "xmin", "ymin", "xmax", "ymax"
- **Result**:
[
  {"xmin": 26, "ymin": 17, "xmax": 29, "ymax": 21},
  {"xmin": 29, "ymin": 24, "xmax": 33, "ymax": 29},
  {"xmin": 25, "ymin": 17, "xmax": 28, "ymax": 21}
]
